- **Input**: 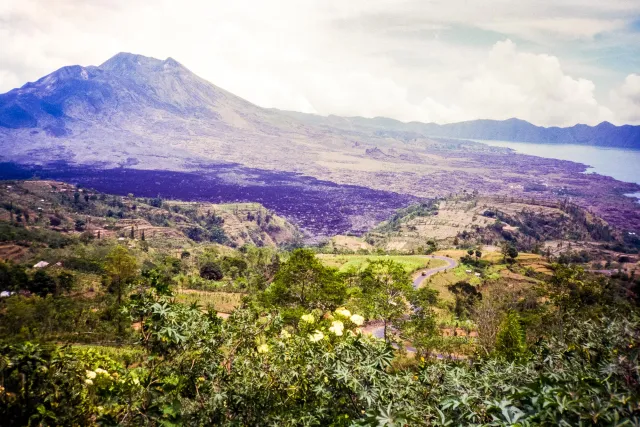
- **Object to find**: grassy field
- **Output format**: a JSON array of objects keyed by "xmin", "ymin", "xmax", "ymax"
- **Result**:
[
  {"xmin": 421, "ymin": 264, "xmax": 482, "ymax": 302},
  {"xmin": 175, "ymin": 289, "xmax": 244, "ymax": 314},
  {"xmin": 317, "ymin": 254, "xmax": 447, "ymax": 273}
]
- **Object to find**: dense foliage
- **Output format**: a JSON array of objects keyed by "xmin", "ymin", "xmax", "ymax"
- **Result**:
[{"xmin": 1, "ymin": 295, "xmax": 639, "ymax": 425}]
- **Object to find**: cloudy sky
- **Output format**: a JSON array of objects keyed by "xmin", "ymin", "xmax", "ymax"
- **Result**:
[{"xmin": 1, "ymin": 0, "xmax": 640, "ymax": 126}]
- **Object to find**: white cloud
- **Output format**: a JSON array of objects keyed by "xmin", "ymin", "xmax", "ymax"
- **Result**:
[
  {"xmin": 0, "ymin": 0, "xmax": 637, "ymax": 126},
  {"xmin": 610, "ymin": 74, "xmax": 640, "ymax": 124},
  {"xmin": 456, "ymin": 40, "xmax": 614, "ymax": 126}
]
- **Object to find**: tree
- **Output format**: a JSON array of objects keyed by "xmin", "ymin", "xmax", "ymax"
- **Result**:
[
  {"xmin": 0, "ymin": 261, "xmax": 29, "ymax": 291},
  {"xmin": 130, "ymin": 226, "xmax": 135, "ymax": 239},
  {"xmin": 104, "ymin": 246, "xmax": 138, "ymax": 335},
  {"xmin": 263, "ymin": 249, "xmax": 345, "ymax": 312},
  {"xmin": 199, "ymin": 262, "xmax": 224, "ymax": 281},
  {"xmin": 79, "ymin": 231, "xmax": 94, "ymax": 244},
  {"xmin": 29, "ymin": 270, "xmax": 57, "ymax": 297},
  {"xmin": 358, "ymin": 260, "xmax": 413, "ymax": 342},
  {"xmin": 220, "ymin": 256, "xmax": 248, "ymax": 279},
  {"xmin": 501, "ymin": 243, "xmax": 518, "ymax": 263},
  {"xmin": 494, "ymin": 311, "xmax": 528, "ymax": 361},
  {"xmin": 56, "ymin": 271, "xmax": 75, "ymax": 294},
  {"xmin": 467, "ymin": 249, "xmax": 474, "ymax": 256},
  {"xmin": 448, "ymin": 281, "xmax": 482, "ymax": 319},
  {"xmin": 404, "ymin": 286, "xmax": 439, "ymax": 356},
  {"xmin": 475, "ymin": 250, "xmax": 482, "ymax": 259},
  {"xmin": 74, "ymin": 219, "xmax": 86, "ymax": 232}
]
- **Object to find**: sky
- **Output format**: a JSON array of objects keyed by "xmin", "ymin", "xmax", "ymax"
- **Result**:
[{"xmin": 1, "ymin": 0, "xmax": 640, "ymax": 126}]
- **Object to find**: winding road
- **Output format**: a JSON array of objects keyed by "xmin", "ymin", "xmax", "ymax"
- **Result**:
[
  {"xmin": 411, "ymin": 255, "xmax": 459, "ymax": 289},
  {"xmin": 368, "ymin": 255, "xmax": 459, "ymax": 340}
]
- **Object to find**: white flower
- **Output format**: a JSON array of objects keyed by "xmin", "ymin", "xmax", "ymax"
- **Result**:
[
  {"xmin": 350, "ymin": 314, "xmax": 365, "ymax": 326},
  {"xmin": 95, "ymin": 368, "xmax": 108, "ymax": 375},
  {"xmin": 280, "ymin": 330, "xmax": 291, "ymax": 339},
  {"xmin": 309, "ymin": 330, "xmax": 325, "ymax": 342},
  {"xmin": 85, "ymin": 379, "xmax": 93, "ymax": 386},
  {"xmin": 257, "ymin": 344, "xmax": 270, "ymax": 354},
  {"xmin": 335, "ymin": 308, "xmax": 351, "ymax": 318},
  {"xmin": 300, "ymin": 314, "xmax": 315, "ymax": 324},
  {"xmin": 329, "ymin": 320, "xmax": 344, "ymax": 336},
  {"xmin": 86, "ymin": 370, "xmax": 97, "ymax": 379}
]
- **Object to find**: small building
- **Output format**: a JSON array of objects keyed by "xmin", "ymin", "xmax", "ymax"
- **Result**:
[{"xmin": 33, "ymin": 261, "xmax": 49, "ymax": 268}]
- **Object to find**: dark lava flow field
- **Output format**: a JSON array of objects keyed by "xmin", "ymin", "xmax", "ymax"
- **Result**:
[{"xmin": 0, "ymin": 162, "xmax": 416, "ymax": 236}]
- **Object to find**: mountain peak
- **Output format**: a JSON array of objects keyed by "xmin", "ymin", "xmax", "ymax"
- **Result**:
[{"xmin": 99, "ymin": 52, "xmax": 187, "ymax": 75}]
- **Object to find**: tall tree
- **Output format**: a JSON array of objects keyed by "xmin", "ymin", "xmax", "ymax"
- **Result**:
[
  {"xmin": 448, "ymin": 281, "xmax": 482, "ymax": 320},
  {"xmin": 404, "ymin": 286, "xmax": 439, "ymax": 356},
  {"xmin": 495, "ymin": 311, "xmax": 528, "ymax": 361},
  {"xmin": 104, "ymin": 246, "xmax": 138, "ymax": 335},
  {"xmin": 358, "ymin": 260, "xmax": 413, "ymax": 342}
]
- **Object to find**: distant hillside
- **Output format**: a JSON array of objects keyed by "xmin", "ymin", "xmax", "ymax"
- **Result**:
[
  {"xmin": 277, "ymin": 112, "xmax": 640, "ymax": 149},
  {"xmin": 364, "ymin": 194, "xmax": 639, "ymax": 255},
  {"xmin": 0, "ymin": 180, "xmax": 301, "ymax": 256}
]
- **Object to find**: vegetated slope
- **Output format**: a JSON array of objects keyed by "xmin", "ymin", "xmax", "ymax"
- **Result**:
[
  {"xmin": 0, "ymin": 180, "xmax": 301, "ymax": 255},
  {"xmin": 366, "ymin": 194, "xmax": 638, "ymax": 255},
  {"xmin": 278, "ymin": 111, "xmax": 640, "ymax": 149}
]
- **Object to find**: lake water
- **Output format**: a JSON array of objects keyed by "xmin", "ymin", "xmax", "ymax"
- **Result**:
[{"xmin": 476, "ymin": 140, "xmax": 640, "ymax": 186}]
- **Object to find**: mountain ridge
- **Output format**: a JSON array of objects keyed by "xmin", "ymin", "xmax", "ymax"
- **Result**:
[{"xmin": 274, "ymin": 111, "xmax": 640, "ymax": 149}]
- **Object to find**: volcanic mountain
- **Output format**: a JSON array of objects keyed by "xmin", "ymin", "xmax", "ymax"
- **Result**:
[{"xmin": 0, "ymin": 52, "xmax": 341, "ymax": 171}]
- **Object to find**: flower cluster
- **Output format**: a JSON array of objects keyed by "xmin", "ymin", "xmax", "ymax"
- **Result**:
[
  {"xmin": 335, "ymin": 308, "xmax": 351, "ymax": 318},
  {"xmin": 309, "ymin": 330, "xmax": 325, "ymax": 342},
  {"xmin": 85, "ymin": 368, "xmax": 113, "ymax": 386},
  {"xmin": 350, "ymin": 314, "xmax": 365, "ymax": 326},
  {"xmin": 300, "ymin": 309, "xmax": 366, "ymax": 342},
  {"xmin": 328, "ymin": 320, "xmax": 344, "ymax": 336},
  {"xmin": 300, "ymin": 314, "xmax": 315, "ymax": 324},
  {"xmin": 334, "ymin": 308, "xmax": 365, "ymax": 326}
]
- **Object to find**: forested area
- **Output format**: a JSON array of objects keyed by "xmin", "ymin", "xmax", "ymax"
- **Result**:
[{"xmin": 1, "ymin": 244, "xmax": 639, "ymax": 426}]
